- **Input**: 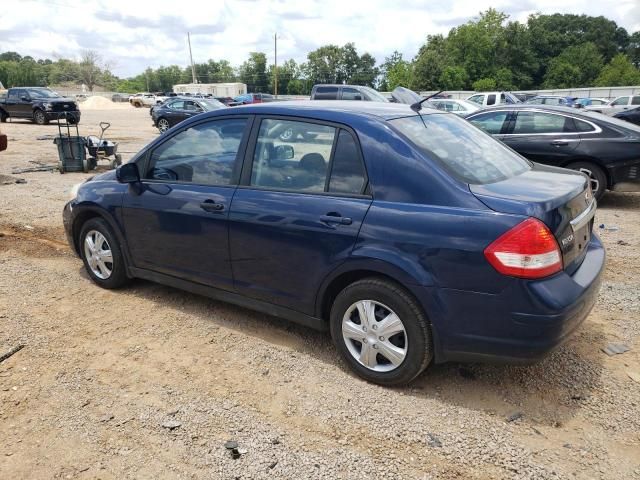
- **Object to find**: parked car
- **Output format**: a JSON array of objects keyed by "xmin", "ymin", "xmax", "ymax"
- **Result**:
[
  {"xmin": 514, "ymin": 93, "xmax": 538, "ymax": 102},
  {"xmin": 0, "ymin": 128, "xmax": 6, "ymax": 152},
  {"xmin": 310, "ymin": 84, "xmax": 389, "ymax": 102},
  {"xmin": 64, "ymin": 100, "xmax": 604, "ymax": 386},
  {"xmin": 574, "ymin": 98, "xmax": 609, "ymax": 109},
  {"xmin": 585, "ymin": 95, "xmax": 640, "ymax": 115},
  {"xmin": 233, "ymin": 93, "xmax": 275, "ymax": 104},
  {"xmin": 426, "ymin": 98, "xmax": 480, "ymax": 115},
  {"xmin": 111, "ymin": 93, "xmax": 131, "ymax": 103},
  {"xmin": 129, "ymin": 93, "xmax": 156, "ymax": 108},
  {"xmin": 215, "ymin": 96, "xmax": 236, "ymax": 106},
  {"xmin": 466, "ymin": 92, "xmax": 521, "ymax": 107},
  {"xmin": 151, "ymin": 97, "xmax": 225, "ymax": 132},
  {"xmin": 465, "ymin": 105, "xmax": 640, "ymax": 199},
  {"xmin": 525, "ymin": 95, "xmax": 577, "ymax": 107},
  {"xmin": 613, "ymin": 106, "xmax": 640, "ymax": 126},
  {"xmin": 0, "ymin": 87, "xmax": 80, "ymax": 124}
]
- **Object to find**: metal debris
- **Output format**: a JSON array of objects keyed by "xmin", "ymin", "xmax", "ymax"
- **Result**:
[
  {"xmin": 0, "ymin": 345, "xmax": 25, "ymax": 364},
  {"xmin": 602, "ymin": 343, "xmax": 630, "ymax": 356}
]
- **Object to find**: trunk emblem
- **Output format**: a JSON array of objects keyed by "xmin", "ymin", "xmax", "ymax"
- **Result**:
[{"xmin": 561, "ymin": 233, "xmax": 574, "ymax": 247}]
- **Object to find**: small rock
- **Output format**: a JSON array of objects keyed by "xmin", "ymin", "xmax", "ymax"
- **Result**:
[
  {"xmin": 507, "ymin": 412, "xmax": 524, "ymax": 423},
  {"xmin": 224, "ymin": 440, "xmax": 238, "ymax": 450},
  {"xmin": 237, "ymin": 447, "xmax": 248, "ymax": 455},
  {"xmin": 23, "ymin": 225, "xmax": 34, "ymax": 231},
  {"xmin": 161, "ymin": 419, "xmax": 181, "ymax": 430},
  {"xmin": 426, "ymin": 433, "xmax": 442, "ymax": 447},
  {"xmin": 14, "ymin": 178, "xmax": 27, "ymax": 184},
  {"xmin": 617, "ymin": 240, "xmax": 630, "ymax": 246},
  {"xmin": 271, "ymin": 438, "xmax": 280, "ymax": 445},
  {"xmin": 602, "ymin": 343, "xmax": 630, "ymax": 356},
  {"xmin": 262, "ymin": 369, "xmax": 269, "ymax": 376}
]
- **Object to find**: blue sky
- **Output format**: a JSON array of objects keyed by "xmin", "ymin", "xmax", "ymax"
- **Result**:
[{"xmin": 1, "ymin": 0, "xmax": 639, "ymax": 77}]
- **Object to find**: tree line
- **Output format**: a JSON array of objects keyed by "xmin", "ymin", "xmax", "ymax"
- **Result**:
[{"xmin": 1, "ymin": 10, "xmax": 639, "ymax": 95}]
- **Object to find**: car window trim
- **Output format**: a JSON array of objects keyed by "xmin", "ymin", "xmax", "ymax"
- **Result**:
[
  {"xmin": 139, "ymin": 114, "xmax": 255, "ymax": 187},
  {"xmin": 470, "ymin": 109, "xmax": 601, "ymax": 136},
  {"xmin": 239, "ymin": 114, "xmax": 371, "ymax": 198}
]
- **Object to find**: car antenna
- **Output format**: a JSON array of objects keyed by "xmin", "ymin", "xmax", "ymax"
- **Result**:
[
  {"xmin": 410, "ymin": 90, "xmax": 443, "ymax": 113},
  {"xmin": 410, "ymin": 90, "xmax": 443, "ymax": 128}
]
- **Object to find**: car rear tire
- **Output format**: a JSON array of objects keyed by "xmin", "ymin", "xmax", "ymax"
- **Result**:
[
  {"xmin": 0, "ymin": 111, "xmax": 7, "ymax": 123},
  {"xmin": 33, "ymin": 109, "xmax": 48, "ymax": 125},
  {"xmin": 79, "ymin": 218, "xmax": 129, "ymax": 289},
  {"xmin": 566, "ymin": 161, "xmax": 607, "ymax": 201},
  {"xmin": 157, "ymin": 118, "xmax": 170, "ymax": 133},
  {"xmin": 330, "ymin": 277, "xmax": 433, "ymax": 386}
]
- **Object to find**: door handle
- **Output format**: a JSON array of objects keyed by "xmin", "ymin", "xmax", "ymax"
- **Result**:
[
  {"xmin": 320, "ymin": 213, "xmax": 352, "ymax": 225},
  {"xmin": 551, "ymin": 140, "xmax": 569, "ymax": 146},
  {"xmin": 200, "ymin": 200, "xmax": 224, "ymax": 212}
]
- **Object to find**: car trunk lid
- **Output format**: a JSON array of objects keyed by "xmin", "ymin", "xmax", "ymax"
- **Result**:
[{"xmin": 471, "ymin": 163, "xmax": 596, "ymax": 274}]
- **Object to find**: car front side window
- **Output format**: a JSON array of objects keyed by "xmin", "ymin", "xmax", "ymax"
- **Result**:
[
  {"xmin": 250, "ymin": 119, "xmax": 336, "ymax": 193},
  {"xmin": 612, "ymin": 97, "xmax": 629, "ymax": 106},
  {"xmin": 145, "ymin": 118, "xmax": 247, "ymax": 186},
  {"xmin": 469, "ymin": 111, "xmax": 509, "ymax": 135}
]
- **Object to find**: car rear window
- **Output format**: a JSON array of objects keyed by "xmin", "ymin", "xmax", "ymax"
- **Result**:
[{"xmin": 390, "ymin": 114, "xmax": 530, "ymax": 185}]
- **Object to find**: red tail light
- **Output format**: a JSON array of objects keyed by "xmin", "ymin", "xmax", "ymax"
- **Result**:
[{"xmin": 484, "ymin": 218, "xmax": 562, "ymax": 279}]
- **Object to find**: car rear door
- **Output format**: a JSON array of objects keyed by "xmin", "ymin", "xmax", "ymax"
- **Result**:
[
  {"xmin": 228, "ymin": 117, "xmax": 371, "ymax": 314},
  {"xmin": 500, "ymin": 110, "xmax": 580, "ymax": 166},
  {"xmin": 121, "ymin": 116, "xmax": 252, "ymax": 290}
]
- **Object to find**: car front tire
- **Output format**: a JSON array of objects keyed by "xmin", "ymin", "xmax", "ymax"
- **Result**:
[
  {"xmin": 79, "ymin": 218, "xmax": 129, "ymax": 289},
  {"xmin": 33, "ymin": 109, "xmax": 48, "ymax": 125},
  {"xmin": 330, "ymin": 278, "xmax": 433, "ymax": 386}
]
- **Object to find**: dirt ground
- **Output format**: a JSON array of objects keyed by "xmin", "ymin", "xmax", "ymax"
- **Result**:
[{"xmin": 0, "ymin": 107, "xmax": 639, "ymax": 480}]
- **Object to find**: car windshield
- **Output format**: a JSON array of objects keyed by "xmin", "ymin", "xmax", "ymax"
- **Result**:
[
  {"xmin": 200, "ymin": 99, "xmax": 225, "ymax": 110},
  {"xmin": 27, "ymin": 88, "xmax": 60, "ymax": 98},
  {"xmin": 361, "ymin": 87, "xmax": 388, "ymax": 102},
  {"xmin": 390, "ymin": 114, "xmax": 531, "ymax": 184}
]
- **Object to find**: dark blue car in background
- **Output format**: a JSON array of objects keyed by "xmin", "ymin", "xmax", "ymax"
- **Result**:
[{"xmin": 63, "ymin": 101, "xmax": 605, "ymax": 386}]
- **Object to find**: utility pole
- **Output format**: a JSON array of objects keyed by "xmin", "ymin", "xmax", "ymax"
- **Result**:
[
  {"xmin": 188, "ymin": 32, "xmax": 197, "ymax": 84},
  {"xmin": 274, "ymin": 33, "xmax": 278, "ymax": 98}
]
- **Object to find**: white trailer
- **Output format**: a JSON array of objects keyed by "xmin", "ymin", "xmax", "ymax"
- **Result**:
[{"xmin": 173, "ymin": 83, "xmax": 247, "ymax": 97}]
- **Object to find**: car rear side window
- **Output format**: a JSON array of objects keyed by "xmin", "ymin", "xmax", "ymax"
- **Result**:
[
  {"xmin": 468, "ymin": 111, "xmax": 509, "ymax": 134},
  {"xmin": 146, "ymin": 118, "xmax": 247, "ymax": 186},
  {"xmin": 513, "ymin": 111, "xmax": 575, "ymax": 134},
  {"xmin": 251, "ymin": 119, "xmax": 336, "ymax": 193},
  {"xmin": 632, "ymin": 96, "xmax": 640, "ymax": 105},
  {"xmin": 574, "ymin": 118, "xmax": 596, "ymax": 133},
  {"xmin": 341, "ymin": 88, "xmax": 362, "ymax": 100},
  {"xmin": 328, "ymin": 130, "xmax": 367, "ymax": 194},
  {"xmin": 390, "ymin": 114, "xmax": 530, "ymax": 185},
  {"xmin": 486, "ymin": 94, "xmax": 496, "ymax": 105},
  {"xmin": 314, "ymin": 87, "xmax": 339, "ymax": 100}
]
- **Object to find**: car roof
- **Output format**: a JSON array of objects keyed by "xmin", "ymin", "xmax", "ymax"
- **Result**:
[{"xmin": 209, "ymin": 100, "xmax": 432, "ymax": 121}]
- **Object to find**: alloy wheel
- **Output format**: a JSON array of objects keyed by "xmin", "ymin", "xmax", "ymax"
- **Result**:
[
  {"xmin": 342, "ymin": 300, "xmax": 408, "ymax": 372},
  {"xmin": 83, "ymin": 230, "xmax": 113, "ymax": 280},
  {"xmin": 158, "ymin": 119, "xmax": 170, "ymax": 133}
]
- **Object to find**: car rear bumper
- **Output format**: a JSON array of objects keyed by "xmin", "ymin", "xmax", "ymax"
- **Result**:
[{"xmin": 420, "ymin": 233, "xmax": 605, "ymax": 364}]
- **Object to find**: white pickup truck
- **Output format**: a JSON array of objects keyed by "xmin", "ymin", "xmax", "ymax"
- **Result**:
[
  {"xmin": 585, "ymin": 95, "xmax": 640, "ymax": 115},
  {"xmin": 129, "ymin": 93, "xmax": 157, "ymax": 108},
  {"xmin": 466, "ymin": 91, "xmax": 521, "ymax": 107}
]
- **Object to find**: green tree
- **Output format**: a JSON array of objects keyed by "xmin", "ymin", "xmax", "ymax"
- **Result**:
[
  {"xmin": 386, "ymin": 60, "xmax": 413, "ymax": 90},
  {"xmin": 543, "ymin": 42, "xmax": 603, "ymax": 88},
  {"xmin": 472, "ymin": 78, "xmax": 497, "ymax": 91},
  {"xmin": 627, "ymin": 32, "xmax": 640, "ymax": 68},
  {"xmin": 439, "ymin": 66, "xmax": 468, "ymax": 90},
  {"xmin": 412, "ymin": 34, "xmax": 449, "ymax": 90},
  {"xmin": 239, "ymin": 52, "xmax": 268, "ymax": 92},
  {"xmin": 595, "ymin": 54, "xmax": 640, "ymax": 86}
]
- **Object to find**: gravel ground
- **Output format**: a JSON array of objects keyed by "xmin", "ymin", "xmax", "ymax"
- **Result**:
[{"xmin": 0, "ymin": 107, "xmax": 639, "ymax": 479}]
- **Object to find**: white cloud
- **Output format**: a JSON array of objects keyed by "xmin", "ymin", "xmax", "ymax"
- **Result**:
[{"xmin": 0, "ymin": 0, "xmax": 638, "ymax": 77}]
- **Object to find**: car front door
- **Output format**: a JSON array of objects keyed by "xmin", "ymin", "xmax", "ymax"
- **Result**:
[
  {"xmin": 6, "ymin": 89, "xmax": 29, "ymax": 118},
  {"xmin": 228, "ymin": 117, "xmax": 372, "ymax": 314},
  {"xmin": 610, "ymin": 96, "xmax": 630, "ymax": 115},
  {"xmin": 500, "ymin": 110, "xmax": 580, "ymax": 166},
  {"xmin": 122, "ymin": 116, "xmax": 252, "ymax": 290}
]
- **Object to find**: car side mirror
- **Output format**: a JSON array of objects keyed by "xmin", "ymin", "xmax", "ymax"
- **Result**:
[
  {"xmin": 116, "ymin": 163, "xmax": 140, "ymax": 183},
  {"xmin": 274, "ymin": 144, "xmax": 294, "ymax": 160}
]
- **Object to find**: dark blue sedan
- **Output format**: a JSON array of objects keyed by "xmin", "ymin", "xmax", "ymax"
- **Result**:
[{"xmin": 63, "ymin": 101, "xmax": 605, "ymax": 386}]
